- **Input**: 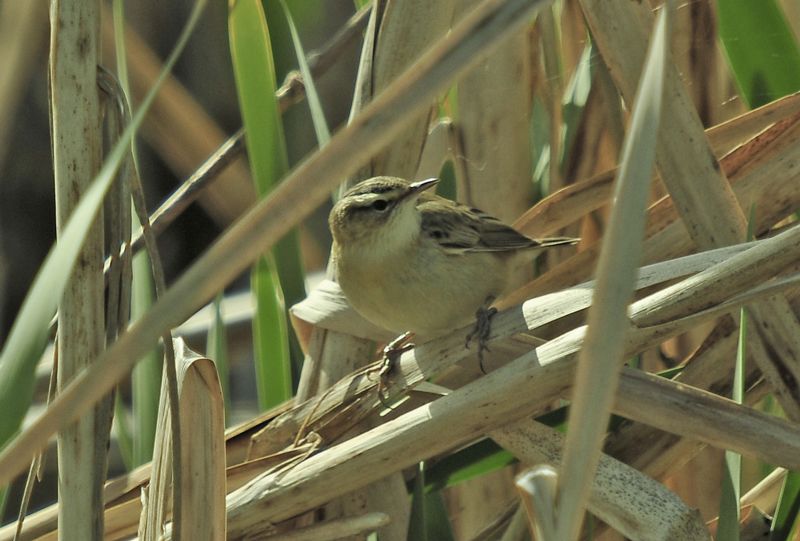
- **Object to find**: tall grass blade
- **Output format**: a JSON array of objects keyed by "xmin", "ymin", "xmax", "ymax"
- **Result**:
[
  {"xmin": 228, "ymin": 0, "xmax": 294, "ymax": 408},
  {"xmin": 113, "ymin": 393, "xmax": 134, "ymax": 471},
  {"xmin": 279, "ymin": 0, "xmax": 331, "ymax": 147},
  {"xmin": 555, "ymin": 4, "xmax": 670, "ymax": 539},
  {"xmin": 424, "ymin": 440, "xmax": 515, "ymax": 493},
  {"xmin": 408, "ymin": 463, "xmax": 428, "ymax": 541},
  {"xmin": 561, "ymin": 43, "xmax": 594, "ymax": 166},
  {"xmin": 131, "ymin": 247, "xmax": 161, "ymax": 466},
  {"xmin": 251, "ymin": 255, "xmax": 291, "ymax": 408},
  {"xmin": 718, "ymin": 205, "xmax": 755, "ymax": 539},
  {"xmin": 718, "ymin": 309, "xmax": 747, "ymax": 539},
  {"xmin": 771, "ymin": 472, "xmax": 800, "ymax": 540},
  {"xmin": 112, "ymin": 0, "xmax": 163, "ymax": 468},
  {"xmin": 408, "ymin": 463, "xmax": 455, "ymax": 541}
]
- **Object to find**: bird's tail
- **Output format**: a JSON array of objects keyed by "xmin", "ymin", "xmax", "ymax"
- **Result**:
[{"xmin": 536, "ymin": 236, "xmax": 580, "ymax": 247}]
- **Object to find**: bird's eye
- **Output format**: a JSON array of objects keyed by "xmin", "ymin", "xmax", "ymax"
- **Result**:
[{"xmin": 371, "ymin": 199, "xmax": 389, "ymax": 212}]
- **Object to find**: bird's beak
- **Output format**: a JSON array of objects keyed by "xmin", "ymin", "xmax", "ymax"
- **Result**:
[{"xmin": 408, "ymin": 177, "xmax": 439, "ymax": 195}]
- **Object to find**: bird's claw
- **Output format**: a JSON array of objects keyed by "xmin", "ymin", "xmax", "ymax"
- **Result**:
[
  {"xmin": 377, "ymin": 332, "xmax": 415, "ymax": 400},
  {"xmin": 466, "ymin": 306, "xmax": 497, "ymax": 374}
]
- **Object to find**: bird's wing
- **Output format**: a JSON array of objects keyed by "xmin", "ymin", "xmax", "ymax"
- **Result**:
[{"xmin": 418, "ymin": 197, "xmax": 537, "ymax": 254}]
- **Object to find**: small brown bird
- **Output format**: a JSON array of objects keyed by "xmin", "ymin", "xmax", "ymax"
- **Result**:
[{"xmin": 329, "ymin": 176, "xmax": 578, "ymax": 350}]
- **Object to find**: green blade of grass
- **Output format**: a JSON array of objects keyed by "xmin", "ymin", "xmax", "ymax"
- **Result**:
[
  {"xmin": 424, "ymin": 439, "xmax": 516, "ymax": 493},
  {"xmin": 718, "ymin": 204, "xmax": 756, "ymax": 539},
  {"xmin": 420, "ymin": 491, "xmax": 455, "ymax": 541},
  {"xmin": 531, "ymin": 95, "xmax": 553, "ymax": 195},
  {"xmin": 0, "ymin": 487, "xmax": 7, "ymax": 526},
  {"xmin": 111, "ymin": 0, "xmax": 163, "ymax": 469},
  {"xmin": 409, "ymin": 462, "xmax": 455, "ymax": 541},
  {"xmin": 409, "ymin": 463, "xmax": 428, "ymax": 541},
  {"xmin": 772, "ymin": 471, "xmax": 800, "ymax": 540},
  {"xmin": 131, "ymin": 247, "xmax": 161, "ymax": 466},
  {"xmin": 717, "ymin": 0, "xmax": 800, "ymax": 108},
  {"xmin": 279, "ymin": 0, "xmax": 330, "ymax": 147},
  {"xmin": 251, "ymin": 256, "xmax": 291, "ymax": 408},
  {"xmin": 560, "ymin": 43, "xmax": 594, "ymax": 167},
  {"xmin": 113, "ymin": 393, "xmax": 134, "ymax": 471},
  {"xmin": 718, "ymin": 308, "xmax": 747, "ymax": 540},
  {"xmin": 228, "ymin": 0, "xmax": 295, "ymax": 408}
]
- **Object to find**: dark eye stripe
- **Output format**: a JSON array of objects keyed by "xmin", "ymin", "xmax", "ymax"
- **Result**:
[{"xmin": 351, "ymin": 200, "xmax": 393, "ymax": 213}]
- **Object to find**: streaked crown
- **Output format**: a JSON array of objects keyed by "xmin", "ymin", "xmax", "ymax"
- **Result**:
[{"xmin": 329, "ymin": 176, "xmax": 437, "ymax": 244}]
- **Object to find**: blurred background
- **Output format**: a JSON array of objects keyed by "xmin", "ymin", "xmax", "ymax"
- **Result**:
[{"xmin": 1, "ymin": 0, "xmax": 800, "ymax": 537}]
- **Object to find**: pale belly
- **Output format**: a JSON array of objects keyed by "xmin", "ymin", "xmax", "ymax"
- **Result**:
[{"xmin": 336, "ymin": 247, "xmax": 511, "ymax": 338}]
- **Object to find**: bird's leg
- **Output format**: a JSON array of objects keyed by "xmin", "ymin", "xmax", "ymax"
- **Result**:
[
  {"xmin": 379, "ymin": 331, "xmax": 415, "ymax": 382},
  {"xmin": 465, "ymin": 297, "xmax": 497, "ymax": 374},
  {"xmin": 375, "ymin": 332, "xmax": 415, "ymax": 408}
]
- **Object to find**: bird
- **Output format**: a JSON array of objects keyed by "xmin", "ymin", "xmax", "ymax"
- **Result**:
[{"xmin": 329, "ymin": 176, "xmax": 578, "ymax": 365}]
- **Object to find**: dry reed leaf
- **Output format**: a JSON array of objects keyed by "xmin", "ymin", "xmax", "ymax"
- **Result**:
[
  {"xmin": 708, "ymin": 91, "xmax": 800, "ymax": 155},
  {"xmin": 513, "ymin": 93, "xmax": 800, "ymax": 240},
  {"xmin": 1, "ymin": 403, "xmax": 295, "ymax": 540},
  {"xmin": 454, "ymin": 0, "xmax": 533, "ymax": 223},
  {"xmin": 139, "ymin": 338, "xmax": 225, "ymax": 540},
  {"xmin": 555, "ymin": 4, "xmax": 668, "ymax": 533},
  {"xmin": 579, "ymin": 0, "xmax": 800, "ymax": 424},
  {"xmin": 740, "ymin": 467, "xmax": 786, "ymax": 516},
  {"xmin": 261, "ymin": 512, "xmax": 391, "ymax": 541},
  {"xmin": 614, "ymin": 366, "xmax": 799, "ymax": 472},
  {"xmin": 370, "ymin": 0, "xmax": 456, "ymax": 178},
  {"xmin": 220, "ymin": 288, "xmax": 800, "ymax": 540},
  {"xmin": 604, "ymin": 278, "xmax": 799, "ymax": 483},
  {"xmin": 580, "ymin": 0, "xmax": 744, "ymax": 244},
  {"xmin": 290, "ymin": 279, "xmax": 393, "ymax": 345},
  {"xmin": 505, "ymin": 110, "xmax": 800, "ymax": 304},
  {"xmin": 495, "ymin": 421, "xmax": 707, "ymax": 540},
  {"xmin": 633, "ymin": 228, "xmax": 800, "ymax": 326}
]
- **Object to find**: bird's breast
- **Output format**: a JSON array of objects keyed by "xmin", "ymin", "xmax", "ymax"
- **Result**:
[{"xmin": 335, "ymin": 243, "xmax": 510, "ymax": 337}]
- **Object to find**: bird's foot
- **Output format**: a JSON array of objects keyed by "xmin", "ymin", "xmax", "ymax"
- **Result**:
[
  {"xmin": 466, "ymin": 304, "xmax": 497, "ymax": 374},
  {"xmin": 378, "ymin": 331, "xmax": 415, "ymax": 389}
]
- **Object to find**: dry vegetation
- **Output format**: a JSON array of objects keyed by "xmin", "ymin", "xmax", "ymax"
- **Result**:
[{"xmin": 1, "ymin": 0, "xmax": 800, "ymax": 539}]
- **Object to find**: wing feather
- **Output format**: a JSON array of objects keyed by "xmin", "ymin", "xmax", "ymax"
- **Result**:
[{"xmin": 418, "ymin": 197, "xmax": 539, "ymax": 254}]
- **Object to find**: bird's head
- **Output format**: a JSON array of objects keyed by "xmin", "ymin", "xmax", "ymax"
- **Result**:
[{"xmin": 329, "ymin": 176, "xmax": 439, "ymax": 250}]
